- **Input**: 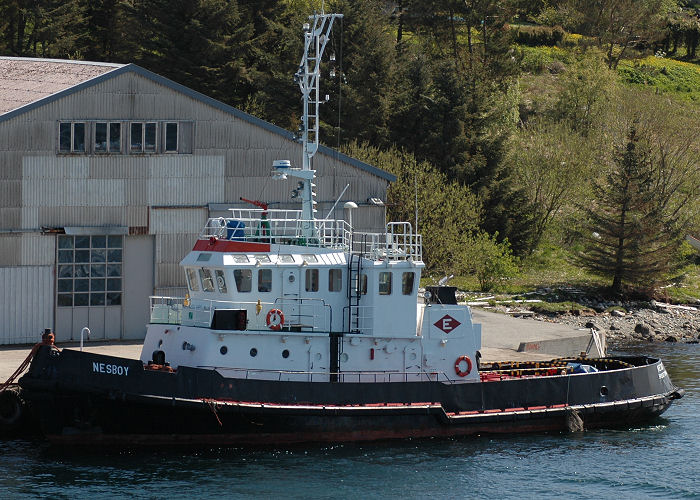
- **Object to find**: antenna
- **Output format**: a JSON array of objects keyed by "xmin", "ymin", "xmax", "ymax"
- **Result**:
[{"xmin": 289, "ymin": 12, "xmax": 343, "ymax": 238}]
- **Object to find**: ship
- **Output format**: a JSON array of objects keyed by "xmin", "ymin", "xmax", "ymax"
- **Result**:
[{"xmin": 15, "ymin": 13, "xmax": 683, "ymax": 447}]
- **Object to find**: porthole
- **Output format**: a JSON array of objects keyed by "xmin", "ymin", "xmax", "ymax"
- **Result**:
[
  {"xmin": 282, "ymin": 349, "xmax": 290, "ymax": 359},
  {"xmin": 600, "ymin": 386, "xmax": 609, "ymax": 397},
  {"xmin": 250, "ymin": 347, "xmax": 258, "ymax": 357},
  {"xmin": 220, "ymin": 346, "xmax": 228, "ymax": 355},
  {"xmin": 288, "ymin": 274, "xmax": 296, "ymax": 283},
  {"xmin": 340, "ymin": 353, "xmax": 349, "ymax": 363}
]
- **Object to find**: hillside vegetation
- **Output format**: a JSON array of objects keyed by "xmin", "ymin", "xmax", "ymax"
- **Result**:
[{"xmin": 1, "ymin": 0, "xmax": 698, "ymax": 300}]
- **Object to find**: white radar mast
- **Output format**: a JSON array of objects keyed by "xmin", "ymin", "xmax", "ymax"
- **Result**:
[{"xmin": 274, "ymin": 12, "xmax": 342, "ymax": 240}]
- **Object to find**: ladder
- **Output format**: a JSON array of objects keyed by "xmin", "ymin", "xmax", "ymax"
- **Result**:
[{"xmin": 347, "ymin": 251, "xmax": 362, "ymax": 334}]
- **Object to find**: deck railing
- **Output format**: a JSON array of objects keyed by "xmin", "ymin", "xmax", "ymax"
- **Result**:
[
  {"xmin": 150, "ymin": 295, "xmax": 332, "ymax": 332},
  {"xmin": 203, "ymin": 366, "xmax": 455, "ymax": 383},
  {"xmin": 199, "ymin": 211, "xmax": 423, "ymax": 262}
]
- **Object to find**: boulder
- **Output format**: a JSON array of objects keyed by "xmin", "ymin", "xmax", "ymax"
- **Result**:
[
  {"xmin": 634, "ymin": 323, "xmax": 651, "ymax": 336},
  {"xmin": 611, "ymin": 310, "xmax": 626, "ymax": 317},
  {"xmin": 664, "ymin": 335, "xmax": 678, "ymax": 343}
]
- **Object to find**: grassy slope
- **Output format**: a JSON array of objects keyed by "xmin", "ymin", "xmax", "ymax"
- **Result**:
[{"xmin": 484, "ymin": 42, "xmax": 700, "ymax": 301}]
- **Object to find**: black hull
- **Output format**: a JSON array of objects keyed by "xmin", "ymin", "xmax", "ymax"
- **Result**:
[{"xmin": 18, "ymin": 346, "xmax": 682, "ymax": 447}]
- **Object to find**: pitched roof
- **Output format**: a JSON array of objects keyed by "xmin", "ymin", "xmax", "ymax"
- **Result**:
[
  {"xmin": 0, "ymin": 57, "xmax": 395, "ymax": 182},
  {"xmin": 0, "ymin": 57, "xmax": 122, "ymax": 114}
]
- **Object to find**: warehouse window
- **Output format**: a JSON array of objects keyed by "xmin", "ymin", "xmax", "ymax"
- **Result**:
[
  {"xmin": 57, "ymin": 235, "xmax": 122, "ymax": 307},
  {"xmin": 130, "ymin": 122, "xmax": 157, "ymax": 152},
  {"xmin": 95, "ymin": 122, "xmax": 121, "ymax": 153},
  {"xmin": 58, "ymin": 120, "xmax": 192, "ymax": 154},
  {"xmin": 58, "ymin": 122, "xmax": 86, "ymax": 153},
  {"xmin": 165, "ymin": 122, "xmax": 178, "ymax": 152}
]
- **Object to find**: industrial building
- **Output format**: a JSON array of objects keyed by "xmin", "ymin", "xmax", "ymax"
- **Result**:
[{"xmin": 0, "ymin": 57, "xmax": 394, "ymax": 345}]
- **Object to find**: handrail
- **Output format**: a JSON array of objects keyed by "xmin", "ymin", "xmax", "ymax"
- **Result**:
[
  {"xmin": 201, "ymin": 365, "xmax": 456, "ymax": 384},
  {"xmin": 151, "ymin": 295, "xmax": 333, "ymax": 331},
  {"xmin": 199, "ymin": 216, "xmax": 423, "ymax": 262}
]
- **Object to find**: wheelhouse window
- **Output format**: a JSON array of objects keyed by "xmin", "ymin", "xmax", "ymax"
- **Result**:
[
  {"xmin": 305, "ymin": 269, "xmax": 319, "ymax": 292},
  {"xmin": 329, "ymin": 269, "xmax": 342, "ymax": 292},
  {"xmin": 379, "ymin": 272, "xmax": 392, "ymax": 295},
  {"xmin": 95, "ymin": 122, "xmax": 121, "ymax": 153},
  {"xmin": 359, "ymin": 274, "xmax": 368, "ymax": 295},
  {"xmin": 215, "ymin": 270, "xmax": 227, "ymax": 293},
  {"xmin": 165, "ymin": 122, "xmax": 178, "ymax": 152},
  {"xmin": 402, "ymin": 272, "xmax": 415, "ymax": 295},
  {"xmin": 234, "ymin": 269, "xmax": 252, "ymax": 292},
  {"xmin": 258, "ymin": 269, "xmax": 272, "ymax": 292},
  {"xmin": 58, "ymin": 122, "xmax": 86, "ymax": 153},
  {"xmin": 186, "ymin": 268, "xmax": 200, "ymax": 291},
  {"xmin": 130, "ymin": 122, "xmax": 156, "ymax": 152},
  {"xmin": 200, "ymin": 268, "xmax": 215, "ymax": 292}
]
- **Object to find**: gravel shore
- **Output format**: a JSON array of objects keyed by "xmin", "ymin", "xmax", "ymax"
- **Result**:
[{"xmin": 501, "ymin": 303, "xmax": 700, "ymax": 348}]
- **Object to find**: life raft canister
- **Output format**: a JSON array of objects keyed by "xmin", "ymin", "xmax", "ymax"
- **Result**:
[
  {"xmin": 454, "ymin": 355, "xmax": 473, "ymax": 377},
  {"xmin": 266, "ymin": 309, "xmax": 284, "ymax": 330}
]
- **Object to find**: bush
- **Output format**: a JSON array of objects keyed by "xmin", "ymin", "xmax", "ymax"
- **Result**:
[
  {"xmin": 514, "ymin": 25, "xmax": 565, "ymax": 47},
  {"xmin": 463, "ymin": 232, "xmax": 519, "ymax": 292}
]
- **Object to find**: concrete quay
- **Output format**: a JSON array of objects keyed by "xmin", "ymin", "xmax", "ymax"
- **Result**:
[{"xmin": 0, "ymin": 309, "xmax": 601, "ymax": 382}]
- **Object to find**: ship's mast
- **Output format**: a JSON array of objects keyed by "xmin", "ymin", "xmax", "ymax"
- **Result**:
[{"xmin": 291, "ymin": 12, "xmax": 342, "ymax": 235}]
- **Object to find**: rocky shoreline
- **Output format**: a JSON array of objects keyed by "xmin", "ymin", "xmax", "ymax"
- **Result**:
[{"xmin": 487, "ymin": 301, "xmax": 700, "ymax": 348}]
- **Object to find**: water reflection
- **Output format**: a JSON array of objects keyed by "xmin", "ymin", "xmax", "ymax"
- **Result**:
[{"xmin": 1, "ymin": 343, "xmax": 697, "ymax": 498}]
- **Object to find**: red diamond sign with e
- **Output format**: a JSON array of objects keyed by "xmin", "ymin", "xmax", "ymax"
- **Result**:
[{"xmin": 434, "ymin": 315, "xmax": 461, "ymax": 333}]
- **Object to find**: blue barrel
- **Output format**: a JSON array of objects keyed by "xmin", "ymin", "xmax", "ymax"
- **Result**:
[{"xmin": 226, "ymin": 220, "xmax": 246, "ymax": 240}]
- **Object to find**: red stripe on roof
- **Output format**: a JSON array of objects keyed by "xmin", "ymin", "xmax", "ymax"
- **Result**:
[{"xmin": 193, "ymin": 239, "xmax": 271, "ymax": 253}]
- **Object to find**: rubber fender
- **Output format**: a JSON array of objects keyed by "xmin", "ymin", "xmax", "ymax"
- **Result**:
[{"xmin": 0, "ymin": 388, "xmax": 24, "ymax": 432}]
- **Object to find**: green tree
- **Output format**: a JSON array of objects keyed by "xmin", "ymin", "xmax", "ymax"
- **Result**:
[
  {"xmin": 323, "ymin": 0, "xmax": 395, "ymax": 146},
  {"xmin": 462, "ymin": 231, "xmax": 519, "ymax": 291},
  {"xmin": 577, "ymin": 95, "xmax": 700, "ymax": 294},
  {"xmin": 126, "ymin": 0, "xmax": 251, "ymax": 105},
  {"xmin": 560, "ymin": 0, "xmax": 672, "ymax": 69},
  {"xmin": 342, "ymin": 142, "xmax": 482, "ymax": 273},
  {"xmin": 509, "ymin": 119, "xmax": 595, "ymax": 251},
  {"xmin": 552, "ymin": 53, "xmax": 614, "ymax": 136},
  {"xmin": 74, "ymin": 0, "xmax": 131, "ymax": 62},
  {"xmin": 0, "ymin": 0, "xmax": 82, "ymax": 58}
]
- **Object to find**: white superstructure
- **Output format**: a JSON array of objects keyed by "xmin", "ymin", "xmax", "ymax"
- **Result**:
[{"xmin": 140, "ymin": 12, "xmax": 481, "ymax": 383}]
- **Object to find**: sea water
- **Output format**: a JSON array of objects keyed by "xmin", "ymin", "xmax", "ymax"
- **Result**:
[{"xmin": 1, "ymin": 343, "xmax": 697, "ymax": 499}]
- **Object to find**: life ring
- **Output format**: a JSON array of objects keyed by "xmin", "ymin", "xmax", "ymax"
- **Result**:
[
  {"xmin": 266, "ymin": 309, "xmax": 284, "ymax": 330},
  {"xmin": 454, "ymin": 355, "xmax": 472, "ymax": 377}
]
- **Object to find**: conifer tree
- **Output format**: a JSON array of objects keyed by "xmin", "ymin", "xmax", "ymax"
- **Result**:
[
  {"xmin": 126, "ymin": 0, "xmax": 251, "ymax": 105},
  {"xmin": 578, "ymin": 124, "xmax": 685, "ymax": 295}
]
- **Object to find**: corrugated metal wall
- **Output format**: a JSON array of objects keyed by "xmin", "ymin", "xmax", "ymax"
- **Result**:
[
  {"xmin": 0, "ymin": 67, "xmax": 391, "ymax": 343},
  {"xmin": 0, "ymin": 266, "xmax": 54, "ymax": 344},
  {"xmin": 151, "ymin": 207, "xmax": 207, "ymax": 289}
]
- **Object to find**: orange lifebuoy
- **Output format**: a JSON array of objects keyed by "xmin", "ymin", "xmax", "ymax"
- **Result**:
[
  {"xmin": 266, "ymin": 309, "xmax": 284, "ymax": 330},
  {"xmin": 454, "ymin": 355, "xmax": 472, "ymax": 377}
]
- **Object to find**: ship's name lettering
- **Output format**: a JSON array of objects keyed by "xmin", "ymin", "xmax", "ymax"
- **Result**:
[{"xmin": 92, "ymin": 362, "xmax": 129, "ymax": 376}]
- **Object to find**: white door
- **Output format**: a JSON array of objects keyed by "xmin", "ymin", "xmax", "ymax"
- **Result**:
[{"xmin": 281, "ymin": 268, "xmax": 301, "ymax": 326}]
